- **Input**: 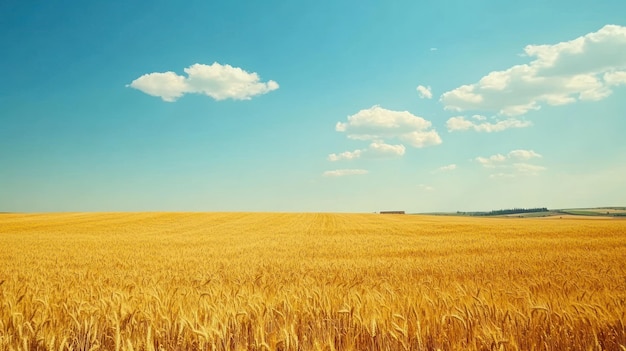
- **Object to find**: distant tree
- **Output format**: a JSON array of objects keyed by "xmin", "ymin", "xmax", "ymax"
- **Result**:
[{"xmin": 471, "ymin": 207, "xmax": 548, "ymax": 216}]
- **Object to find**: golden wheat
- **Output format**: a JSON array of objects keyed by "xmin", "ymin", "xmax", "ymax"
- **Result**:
[{"xmin": 0, "ymin": 212, "xmax": 624, "ymax": 350}]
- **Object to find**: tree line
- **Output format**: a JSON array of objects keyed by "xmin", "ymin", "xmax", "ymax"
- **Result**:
[{"xmin": 457, "ymin": 207, "xmax": 548, "ymax": 216}]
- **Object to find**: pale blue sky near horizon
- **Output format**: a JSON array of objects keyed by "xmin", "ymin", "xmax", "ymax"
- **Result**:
[{"xmin": 1, "ymin": 0, "xmax": 625, "ymax": 213}]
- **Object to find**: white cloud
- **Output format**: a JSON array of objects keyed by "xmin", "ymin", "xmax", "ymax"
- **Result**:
[
  {"xmin": 476, "ymin": 154, "xmax": 507, "ymax": 167},
  {"xmin": 368, "ymin": 141, "xmax": 406, "ymax": 158},
  {"xmin": 604, "ymin": 71, "xmax": 626, "ymax": 86},
  {"xmin": 328, "ymin": 141, "xmax": 406, "ymax": 161},
  {"xmin": 446, "ymin": 116, "xmax": 532, "ymax": 132},
  {"xmin": 446, "ymin": 116, "xmax": 474, "ymax": 131},
  {"xmin": 416, "ymin": 85, "xmax": 433, "ymax": 99},
  {"xmin": 508, "ymin": 149, "xmax": 542, "ymax": 160},
  {"xmin": 489, "ymin": 173, "xmax": 515, "ymax": 179},
  {"xmin": 441, "ymin": 25, "xmax": 626, "ymax": 117},
  {"xmin": 399, "ymin": 130, "xmax": 442, "ymax": 147},
  {"xmin": 436, "ymin": 164, "xmax": 457, "ymax": 172},
  {"xmin": 323, "ymin": 169, "xmax": 369, "ymax": 177},
  {"xmin": 127, "ymin": 72, "xmax": 188, "ymax": 102},
  {"xmin": 430, "ymin": 48, "xmax": 438, "ymax": 52},
  {"xmin": 418, "ymin": 184, "xmax": 435, "ymax": 191},
  {"xmin": 471, "ymin": 115, "xmax": 487, "ymax": 121},
  {"xmin": 327, "ymin": 150, "xmax": 362, "ymax": 162},
  {"xmin": 336, "ymin": 105, "xmax": 441, "ymax": 148},
  {"xmin": 512, "ymin": 163, "xmax": 546, "ymax": 175},
  {"xmin": 128, "ymin": 62, "xmax": 279, "ymax": 102},
  {"xmin": 476, "ymin": 150, "xmax": 546, "ymax": 177}
]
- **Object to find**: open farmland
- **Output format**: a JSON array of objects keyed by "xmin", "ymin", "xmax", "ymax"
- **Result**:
[{"xmin": 0, "ymin": 213, "xmax": 625, "ymax": 350}]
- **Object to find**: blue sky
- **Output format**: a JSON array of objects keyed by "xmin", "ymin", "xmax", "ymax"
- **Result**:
[{"xmin": 1, "ymin": 0, "xmax": 625, "ymax": 212}]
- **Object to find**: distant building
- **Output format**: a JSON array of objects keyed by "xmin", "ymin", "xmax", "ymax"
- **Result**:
[{"xmin": 380, "ymin": 211, "xmax": 405, "ymax": 214}]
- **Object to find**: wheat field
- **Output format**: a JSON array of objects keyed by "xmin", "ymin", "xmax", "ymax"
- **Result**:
[{"xmin": 0, "ymin": 212, "xmax": 625, "ymax": 350}]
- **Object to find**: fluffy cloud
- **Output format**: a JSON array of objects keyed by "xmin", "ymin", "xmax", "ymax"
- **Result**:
[
  {"xmin": 399, "ymin": 130, "xmax": 442, "ymax": 148},
  {"xmin": 368, "ymin": 141, "xmax": 406, "ymax": 157},
  {"xmin": 436, "ymin": 164, "xmax": 457, "ymax": 172},
  {"xmin": 447, "ymin": 116, "xmax": 532, "ymax": 132},
  {"xmin": 323, "ymin": 169, "xmax": 369, "ymax": 177},
  {"xmin": 328, "ymin": 150, "xmax": 362, "ymax": 162},
  {"xmin": 328, "ymin": 141, "xmax": 406, "ymax": 161},
  {"xmin": 416, "ymin": 85, "xmax": 433, "ymax": 99},
  {"xmin": 336, "ymin": 105, "xmax": 442, "ymax": 148},
  {"xmin": 508, "ymin": 149, "xmax": 542, "ymax": 160},
  {"xmin": 475, "ymin": 154, "xmax": 507, "ymax": 167},
  {"xmin": 476, "ymin": 150, "xmax": 545, "ymax": 177},
  {"xmin": 329, "ymin": 106, "xmax": 440, "ymax": 165},
  {"xmin": 472, "ymin": 115, "xmax": 487, "ymax": 121},
  {"xmin": 441, "ymin": 25, "xmax": 626, "ymax": 117},
  {"xmin": 128, "ymin": 62, "xmax": 279, "ymax": 102},
  {"xmin": 604, "ymin": 71, "xmax": 626, "ymax": 85},
  {"xmin": 127, "ymin": 72, "xmax": 188, "ymax": 102}
]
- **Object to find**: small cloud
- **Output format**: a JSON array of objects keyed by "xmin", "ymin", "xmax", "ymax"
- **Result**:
[
  {"xmin": 336, "ymin": 105, "xmax": 441, "ymax": 148},
  {"xmin": 436, "ymin": 164, "xmax": 457, "ymax": 172},
  {"xmin": 323, "ymin": 169, "xmax": 369, "ymax": 177},
  {"xmin": 368, "ymin": 141, "xmax": 406, "ymax": 157},
  {"xmin": 328, "ymin": 141, "xmax": 406, "ymax": 161},
  {"xmin": 489, "ymin": 173, "xmax": 516, "ymax": 179},
  {"xmin": 476, "ymin": 150, "xmax": 546, "ymax": 177},
  {"xmin": 128, "ymin": 62, "xmax": 279, "ymax": 102},
  {"xmin": 430, "ymin": 47, "xmax": 438, "ymax": 51},
  {"xmin": 446, "ymin": 116, "xmax": 474, "ymax": 131},
  {"xmin": 475, "ymin": 154, "xmax": 507, "ymax": 167},
  {"xmin": 126, "ymin": 72, "xmax": 187, "ymax": 102},
  {"xmin": 416, "ymin": 85, "xmax": 433, "ymax": 99},
  {"xmin": 447, "ymin": 116, "xmax": 532, "ymax": 133},
  {"xmin": 512, "ymin": 163, "xmax": 546, "ymax": 174},
  {"xmin": 330, "ymin": 106, "xmax": 441, "ymax": 164},
  {"xmin": 508, "ymin": 149, "xmax": 542, "ymax": 160},
  {"xmin": 328, "ymin": 150, "xmax": 362, "ymax": 162},
  {"xmin": 418, "ymin": 184, "xmax": 435, "ymax": 191}
]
